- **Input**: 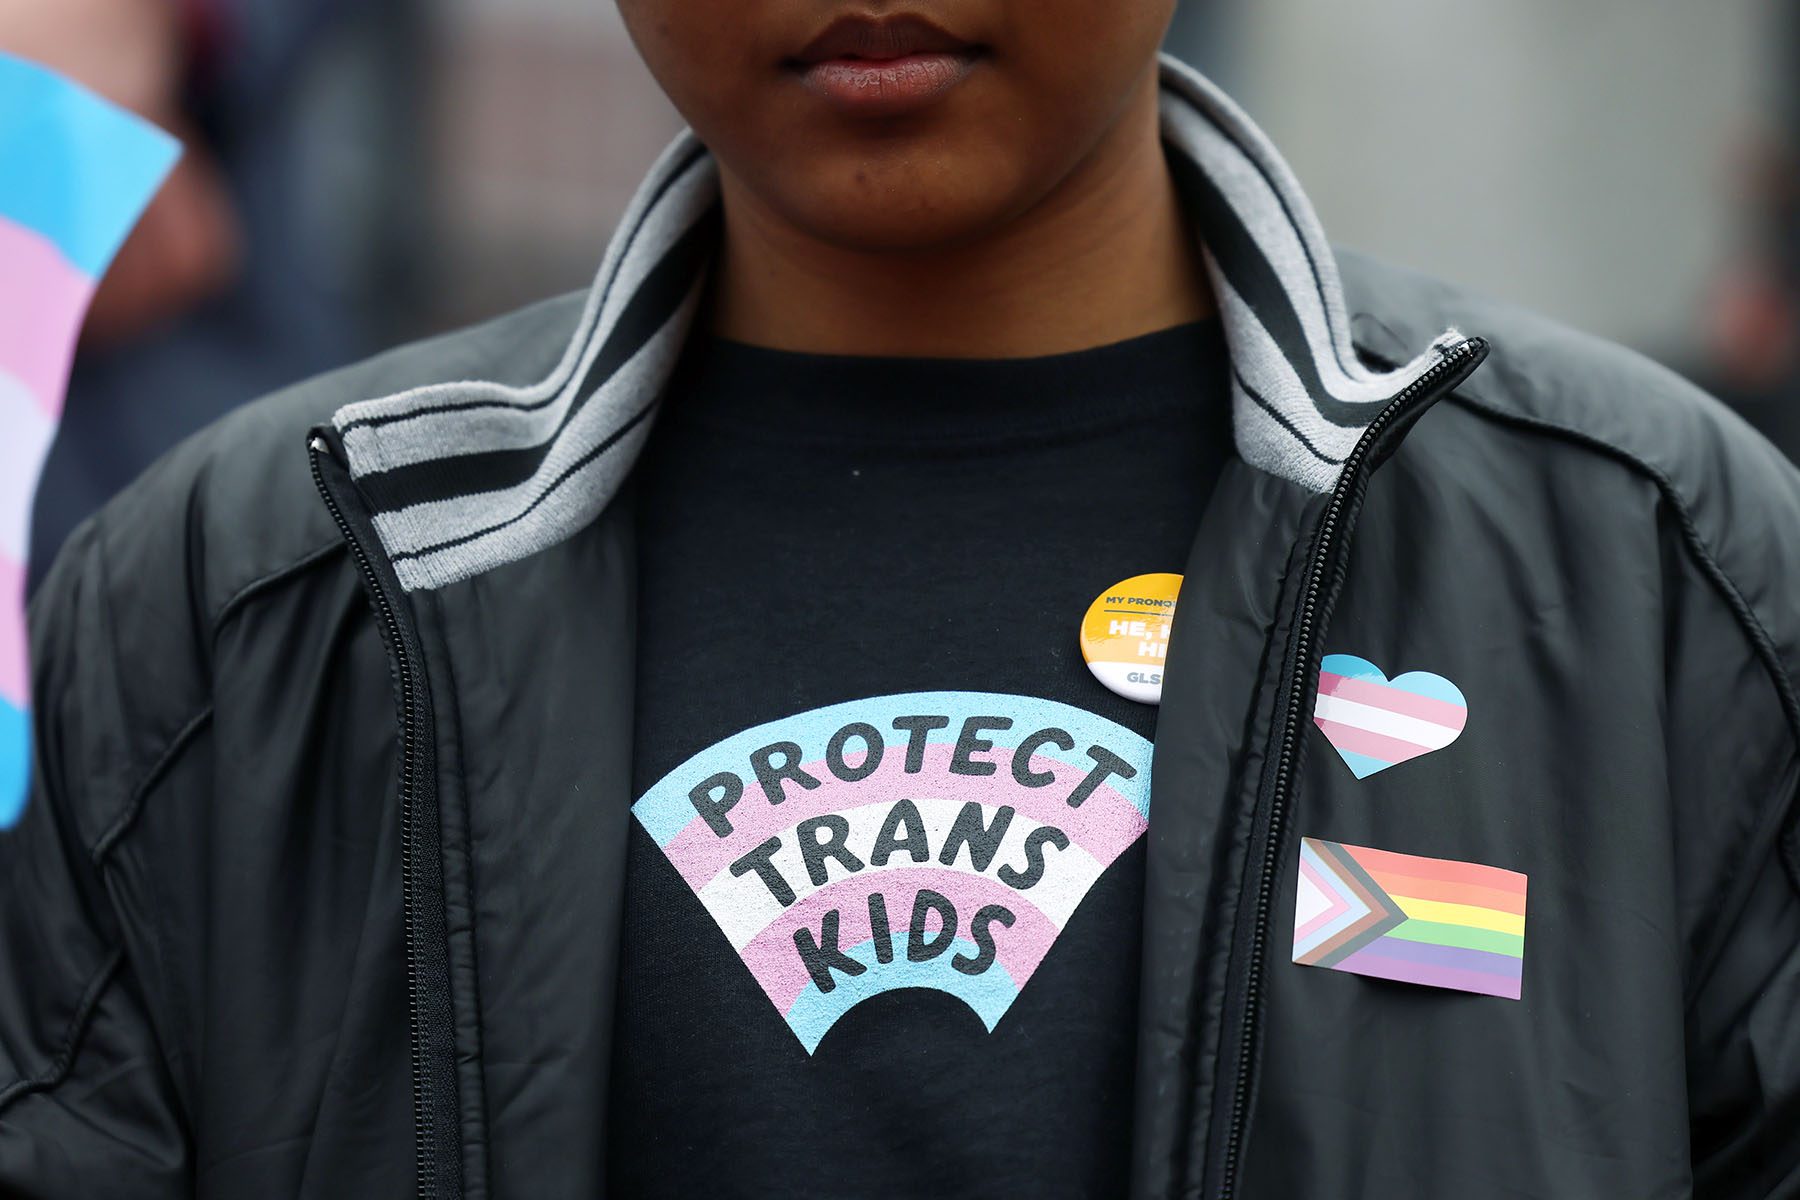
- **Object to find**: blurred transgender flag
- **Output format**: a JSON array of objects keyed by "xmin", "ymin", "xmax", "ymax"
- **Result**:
[{"xmin": 0, "ymin": 53, "xmax": 178, "ymax": 829}]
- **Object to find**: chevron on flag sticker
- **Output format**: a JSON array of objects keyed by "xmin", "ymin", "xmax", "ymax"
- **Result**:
[{"xmin": 1293, "ymin": 837, "xmax": 1527, "ymax": 1000}]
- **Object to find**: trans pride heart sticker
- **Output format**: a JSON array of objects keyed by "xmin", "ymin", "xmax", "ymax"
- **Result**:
[
  {"xmin": 632, "ymin": 692, "xmax": 1153, "ymax": 1054},
  {"xmin": 1312, "ymin": 654, "xmax": 1468, "ymax": 779}
]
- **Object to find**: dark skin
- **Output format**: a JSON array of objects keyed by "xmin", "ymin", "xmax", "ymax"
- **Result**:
[{"xmin": 615, "ymin": 0, "xmax": 1216, "ymax": 357}]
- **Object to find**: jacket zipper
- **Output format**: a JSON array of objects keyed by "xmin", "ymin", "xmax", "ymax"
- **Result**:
[
  {"xmin": 1212, "ymin": 336, "xmax": 1490, "ymax": 1200},
  {"xmin": 309, "ymin": 432, "xmax": 444, "ymax": 1200}
]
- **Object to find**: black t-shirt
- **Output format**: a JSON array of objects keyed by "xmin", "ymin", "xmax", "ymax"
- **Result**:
[{"xmin": 609, "ymin": 319, "xmax": 1232, "ymax": 1198}]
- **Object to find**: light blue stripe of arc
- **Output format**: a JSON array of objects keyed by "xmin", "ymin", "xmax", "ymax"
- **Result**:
[
  {"xmin": 783, "ymin": 935, "xmax": 1021, "ymax": 1055},
  {"xmin": 1320, "ymin": 653, "xmax": 1465, "ymax": 706},
  {"xmin": 636, "ymin": 690, "xmax": 1154, "ymax": 846},
  {"xmin": 0, "ymin": 52, "xmax": 180, "ymax": 277},
  {"xmin": 0, "ymin": 695, "xmax": 29, "ymax": 830}
]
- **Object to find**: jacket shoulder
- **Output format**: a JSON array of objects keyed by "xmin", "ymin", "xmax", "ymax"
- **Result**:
[
  {"xmin": 64, "ymin": 290, "xmax": 589, "ymax": 620},
  {"xmin": 26, "ymin": 292, "xmax": 586, "ymax": 844},
  {"xmin": 1339, "ymin": 247, "xmax": 1800, "ymax": 714}
]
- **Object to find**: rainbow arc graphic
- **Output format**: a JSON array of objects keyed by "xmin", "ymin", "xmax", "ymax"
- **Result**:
[
  {"xmin": 634, "ymin": 692, "xmax": 1154, "ymax": 1053},
  {"xmin": 1294, "ymin": 837, "xmax": 1527, "ymax": 1000},
  {"xmin": 0, "ymin": 53, "xmax": 178, "ymax": 828}
]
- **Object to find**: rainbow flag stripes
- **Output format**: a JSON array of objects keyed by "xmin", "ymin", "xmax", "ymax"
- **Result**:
[
  {"xmin": 0, "ymin": 53, "xmax": 178, "ymax": 828},
  {"xmin": 1313, "ymin": 653, "xmax": 1468, "ymax": 779},
  {"xmin": 1294, "ymin": 837, "xmax": 1527, "ymax": 1000}
]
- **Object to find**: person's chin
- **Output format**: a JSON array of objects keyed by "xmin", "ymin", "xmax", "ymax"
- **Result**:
[{"xmin": 766, "ymin": 149, "xmax": 1032, "ymax": 254}]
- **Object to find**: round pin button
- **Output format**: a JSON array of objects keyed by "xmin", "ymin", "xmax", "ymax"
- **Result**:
[{"xmin": 1080, "ymin": 573, "xmax": 1182, "ymax": 704}]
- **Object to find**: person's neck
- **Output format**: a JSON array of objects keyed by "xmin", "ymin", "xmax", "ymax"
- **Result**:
[{"xmin": 707, "ymin": 75, "xmax": 1216, "ymax": 359}]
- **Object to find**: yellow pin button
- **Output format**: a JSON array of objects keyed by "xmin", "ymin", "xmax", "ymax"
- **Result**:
[{"xmin": 1080, "ymin": 573, "xmax": 1182, "ymax": 704}]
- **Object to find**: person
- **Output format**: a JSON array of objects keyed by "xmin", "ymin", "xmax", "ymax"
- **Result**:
[{"xmin": 3, "ymin": 2, "xmax": 1798, "ymax": 1197}]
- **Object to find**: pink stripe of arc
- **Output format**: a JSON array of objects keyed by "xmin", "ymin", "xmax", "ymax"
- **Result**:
[
  {"xmin": 1334, "ymin": 948, "xmax": 1522, "ymax": 1000},
  {"xmin": 1293, "ymin": 853, "xmax": 1353, "ymax": 942},
  {"xmin": 0, "ymin": 554, "xmax": 27, "ymax": 709},
  {"xmin": 736, "ymin": 864, "xmax": 1062, "ymax": 1014},
  {"xmin": 1318, "ymin": 672, "xmax": 1467, "ymax": 730},
  {"xmin": 1310, "ymin": 717, "xmax": 1437, "ymax": 768},
  {"xmin": 660, "ymin": 741, "xmax": 1148, "ymax": 891},
  {"xmin": 0, "ymin": 216, "xmax": 95, "ymax": 419}
]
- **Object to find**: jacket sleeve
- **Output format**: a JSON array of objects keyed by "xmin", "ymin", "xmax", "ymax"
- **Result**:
[
  {"xmin": 1667, "ymin": 523, "xmax": 1800, "ymax": 1198},
  {"xmin": 0, "ymin": 520, "xmax": 191, "ymax": 1197},
  {"xmin": 1686, "ymin": 837, "xmax": 1800, "ymax": 1199}
]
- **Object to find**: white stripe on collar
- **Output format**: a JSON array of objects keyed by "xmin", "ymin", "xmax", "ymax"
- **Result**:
[{"xmin": 333, "ymin": 53, "xmax": 1469, "ymax": 593}]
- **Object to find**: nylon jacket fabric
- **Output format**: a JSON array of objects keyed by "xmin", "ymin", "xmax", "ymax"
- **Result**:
[{"xmin": 3, "ymin": 60, "xmax": 1799, "ymax": 1200}]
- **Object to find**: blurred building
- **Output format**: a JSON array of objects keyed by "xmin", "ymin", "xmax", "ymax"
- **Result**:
[
  {"xmin": 1172, "ymin": 0, "xmax": 1773, "ymax": 361},
  {"xmin": 1166, "ymin": 0, "xmax": 1800, "ymax": 458},
  {"xmin": 421, "ymin": 0, "xmax": 679, "ymax": 332}
]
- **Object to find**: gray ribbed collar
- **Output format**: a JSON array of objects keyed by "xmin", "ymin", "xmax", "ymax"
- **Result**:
[{"xmin": 332, "ymin": 54, "xmax": 1472, "ymax": 593}]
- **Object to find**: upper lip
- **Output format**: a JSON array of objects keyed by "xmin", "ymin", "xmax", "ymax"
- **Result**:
[{"xmin": 790, "ymin": 13, "xmax": 978, "ymax": 65}]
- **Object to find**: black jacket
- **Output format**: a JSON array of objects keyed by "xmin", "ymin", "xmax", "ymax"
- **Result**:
[{"xmin": 3, "ymin": 56, "xmax": 1798, "ymax": 1199}]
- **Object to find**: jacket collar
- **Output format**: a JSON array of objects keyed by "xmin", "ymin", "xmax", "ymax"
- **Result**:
[{"xmin": 332, "ymin": 53, "xmax": 1472, "ymax": 593}]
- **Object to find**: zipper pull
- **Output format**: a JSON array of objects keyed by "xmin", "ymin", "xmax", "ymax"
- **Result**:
[{"xmin": 309, "ymin": 430, "xmax": 346, "ymax": 466}]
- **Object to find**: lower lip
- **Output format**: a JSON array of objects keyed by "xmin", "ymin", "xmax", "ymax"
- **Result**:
[{"xmin": 795, "ymin": 51, "xmax": 980, "ymax": 117}]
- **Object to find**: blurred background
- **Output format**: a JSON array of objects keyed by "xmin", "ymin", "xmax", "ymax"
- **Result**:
[{"xmin": 7, "ymin": 0, "xmax": 1799, "ymax": 587}]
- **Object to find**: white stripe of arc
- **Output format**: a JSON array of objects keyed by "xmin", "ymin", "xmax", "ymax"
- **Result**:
[
  {"xmin": 0, "ymin": 369, "xmax": 55, "ymax": 563},
  {"xmin": 1312, "ymin": 692, "xmax": 1462, "ymax": 750},
  {"xmin": 339, "ymin": 157, "xmax": 720, "ymax": 476},
  {"xmin": 692, "ymin": 796, "xmax": 1109, "ymax": 951},
  {"xmin": 329, "ymin": 132, "xmax": 712, "ymax": 440},
  {"xmin": 372, "ymin": 283, "xmax": 697, "ymax": 560}
]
